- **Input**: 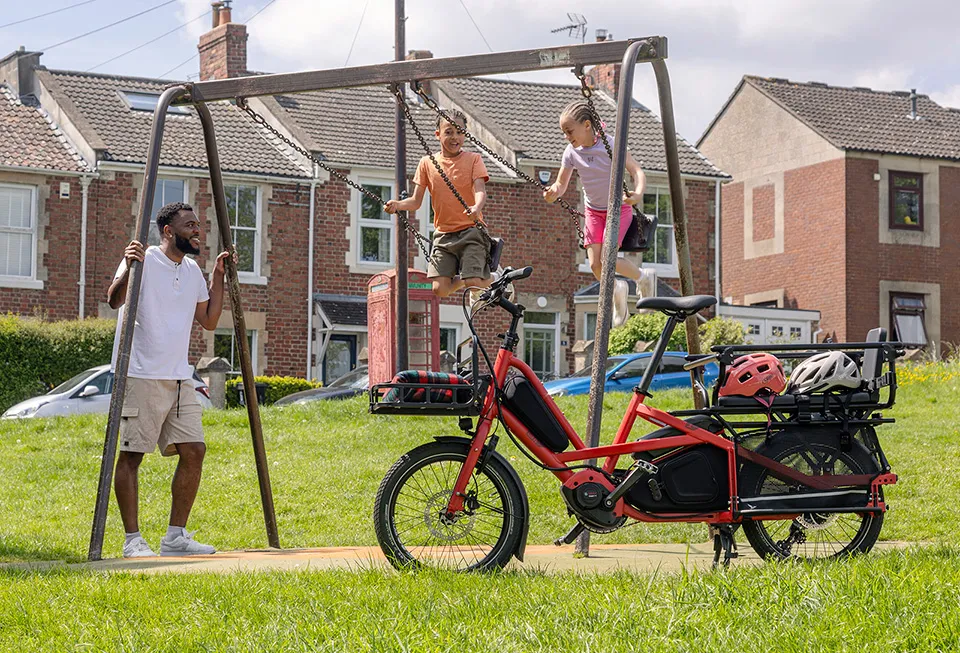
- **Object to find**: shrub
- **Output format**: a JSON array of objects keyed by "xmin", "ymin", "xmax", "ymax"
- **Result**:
[
  {"xmin": 225, "ymin": 375, "xmax": 322, "ymax": 407},
  {"xmin": 608, "ymin": 313, "xmax": 745, "ymax": 355},
  {"xmin": 0, "ymin": 315, "xmax": 116, "ymax": 412}
]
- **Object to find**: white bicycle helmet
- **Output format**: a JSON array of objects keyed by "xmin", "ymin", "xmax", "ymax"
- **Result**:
[{"xmin": 787, "ymin": 351, "xmax": 862, "ymax": 394}]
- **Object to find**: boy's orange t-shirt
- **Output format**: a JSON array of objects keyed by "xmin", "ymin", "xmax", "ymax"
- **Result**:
[{"xmin": 413, "ymin": 151, "xmax": 489, "ymax": 233}]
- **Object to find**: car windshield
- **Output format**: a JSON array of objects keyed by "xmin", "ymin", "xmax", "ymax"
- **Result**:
[
  {"xmin": 328, "ymin": 368, "xmax": 368, "ymax": 388},
  {"xmin": 570, "ymin": 358, "xmax": 625, "ymax": 378},
  {"xmin": 47, "ymin": 369, "xmax": 97, "ymax": 395}
]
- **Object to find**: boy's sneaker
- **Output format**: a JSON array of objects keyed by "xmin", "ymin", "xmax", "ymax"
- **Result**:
[
  {"xmin": 160, "ymin": 530, "xmax": 216, "ymax": 556},
  {"xmin": 123, "ymin": 536, "xmax": 157, "ymax": 558},
  {"xmin": 637, "ymin": 268, "xmax": 657, "ymax": 313},
  {"xmin": 613, "ymin": 278, "xmax": 629, "ymax": 327},
  {"xmin": 492, "ymin": 266, "xmax": 516, "ymax": 302}
]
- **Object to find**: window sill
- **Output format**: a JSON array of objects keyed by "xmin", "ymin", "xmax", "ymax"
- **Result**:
[
  {"xmin": 0, "ymin": 277, "xmax": 44, "ymax": 290},
  {"xmin": 889, "ymin": 224, "xmax": 924, "ymax": 232},
  {"xmin": 238, "ymin": 273, "xmax": 268, "ymax": 286}
]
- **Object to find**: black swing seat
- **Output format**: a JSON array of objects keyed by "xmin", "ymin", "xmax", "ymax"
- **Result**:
[
  {"xmin": 636, "ymin": 295, "xmax": 717, "ymax": 316},
  {"xmin": 487, "ymin": 237, "xmax": 504, "ymax": 270}
]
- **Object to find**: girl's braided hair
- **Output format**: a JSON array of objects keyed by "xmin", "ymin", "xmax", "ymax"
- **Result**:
[{"xmin": 560, "ymin": 100, "xmax": 596, "ymax": 131}]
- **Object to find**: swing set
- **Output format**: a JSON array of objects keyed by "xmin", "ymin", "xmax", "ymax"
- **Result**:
[{"xmin": 88, "ymin": 36, "xmax": 703, "ymax": 560}]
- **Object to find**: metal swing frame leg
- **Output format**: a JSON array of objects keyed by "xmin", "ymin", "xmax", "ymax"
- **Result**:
[
  {"xmin": 575, "ymin": 43, "xmax": 704, "ymax": 556},
  {"xmin": 87, "ymin": 88, "xmax": 279, "ymax": 561}
]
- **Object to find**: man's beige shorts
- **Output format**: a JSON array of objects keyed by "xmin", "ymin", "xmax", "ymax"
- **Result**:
[
  {"xmin": 119, "ymin": 377, "xmax": 204, "ymax": 457},
  {"xmin": 428, "ymin": 226, "xmax": 490, "ymax": 280}
]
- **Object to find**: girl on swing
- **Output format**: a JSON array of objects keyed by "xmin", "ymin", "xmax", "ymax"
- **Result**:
[{"xmin": 543, "ymin": 100, "xmax": 656, "ymax": 327}]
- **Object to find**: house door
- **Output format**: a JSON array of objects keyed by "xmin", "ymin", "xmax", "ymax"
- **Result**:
[{"xmin": 323, "ymin": 335, "xmax": 357, "ymax": 384}]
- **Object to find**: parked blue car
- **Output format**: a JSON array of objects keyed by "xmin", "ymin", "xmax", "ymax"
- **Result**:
[{"xmin": 543, "ymin": 352, "xmax": 719, "ymax": 397}]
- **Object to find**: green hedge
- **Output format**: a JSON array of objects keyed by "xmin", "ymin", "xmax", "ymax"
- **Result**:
[
  {"xmin": 0, "ymin": 315, "xmax": 117, "ymax": 412},
  {"xmin": 608, "ymin": 312, "xmax": 745, "ymax": 356},
  {"xmin": 224, "ymin": 376, "xmax": 322, "ymax": 408}
]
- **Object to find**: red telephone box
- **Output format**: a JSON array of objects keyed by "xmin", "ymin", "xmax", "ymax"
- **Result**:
[{"xmin": 367, "ymin": 269, "xmax": 441, "ymax": 386}]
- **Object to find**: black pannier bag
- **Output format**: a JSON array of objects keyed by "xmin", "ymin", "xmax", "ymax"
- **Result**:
[
  {"xmin": 501, "ymin": 375, "xmax": 570, "ymax": 452},
  {"xmin": 619, "ymin": 445, "xmax": 730, "ymax": 513}
]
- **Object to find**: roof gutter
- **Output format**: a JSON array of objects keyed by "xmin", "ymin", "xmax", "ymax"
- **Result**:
[
  {"xmin": 97, "ymin": 160, "xmax": 312, "ymax": 184},
  {"xmin": 0, "ymin": 164, "xmax": 89, "ymax": 177}
]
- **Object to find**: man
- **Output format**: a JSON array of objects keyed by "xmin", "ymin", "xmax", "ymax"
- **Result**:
[{"xmin": 107, "ymin": 201, "xmax": 230, "ymax": 557}]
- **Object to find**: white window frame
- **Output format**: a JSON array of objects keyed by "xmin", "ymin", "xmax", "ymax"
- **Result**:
[
  {"xmin": 439, "ymin": 321, "xmax": 461, "ymax": 354},
  {"xmin": 0, "ymin": 183, "xmax": 42, "ymax": 289},
  {"xmin": 354, "ymin": 175, "xmax": 396, "ymax": 270},
  {"xmin": 522, "ymin": 312, "xmax": 561, "ymax": 378},
  {"xmin": 641, "ymin": 185, "xmax": 679, "ymax": 279},
  {"xmin": 214, "ymin": 328, "xmax": 258, "ymax": 375},
  {"xmin": 415, "ymin": 190, "xmax": 434, "ymax": 271},
  {"xmin": 147, "ymin": 178, "xmax": 188, "ymax": 246},
  {"xmin": 223, "ymin": 182, "xmax": 264, "ymax": 283},
  {"xmin": 583, "ymin": 312, "xmax": 597, "ymax": 341}
]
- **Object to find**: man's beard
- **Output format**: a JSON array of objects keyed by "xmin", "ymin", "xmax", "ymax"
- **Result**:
[{"xmin": 175, "ymin": 234, "xmax": 201, "ymax": 255}]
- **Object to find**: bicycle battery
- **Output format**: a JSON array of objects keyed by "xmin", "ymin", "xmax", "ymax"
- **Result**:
[{"xmin": 501, "ymin": 376, "xmax": 570, "ymax": 452}]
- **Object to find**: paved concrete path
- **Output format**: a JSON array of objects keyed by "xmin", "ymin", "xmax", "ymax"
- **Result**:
[{"xmin": 3, "ymin": 541, "xmax": 913, "ymax": 575}]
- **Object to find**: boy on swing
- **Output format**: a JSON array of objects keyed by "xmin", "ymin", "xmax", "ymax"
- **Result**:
[{"xmin": 385, "ymin": 109, "xmax": 492, "ymax": 299}]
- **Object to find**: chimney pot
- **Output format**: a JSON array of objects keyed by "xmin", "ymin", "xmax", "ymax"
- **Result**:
[
  {"xmin": 219, "ymin": 0, "xmax": 232, "ymax": 25},
  {"xmin": 910, "ymin": 88, "xmax": 918, "ymax": 119},
  {"xmin": 595, "ymin": 28, "xmax": 608, "ymax": 42},
  {"xmin": 211, "ymin": 1, "xmax": 223, "ymax": 28}
]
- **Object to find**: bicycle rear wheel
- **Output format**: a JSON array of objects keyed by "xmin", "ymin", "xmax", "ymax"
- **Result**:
[
  {"xmin": 373, "ymin": 440, "xmax": 525, "ymax": 572},
  {"xmin": 741, "ymin": 430, "xmax": 884, "ymax": 560}
]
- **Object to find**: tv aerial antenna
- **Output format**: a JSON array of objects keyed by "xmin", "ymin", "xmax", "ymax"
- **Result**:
[{"xmin": 550, "ymin": 13, "xmax": 588, "ymax": 43}]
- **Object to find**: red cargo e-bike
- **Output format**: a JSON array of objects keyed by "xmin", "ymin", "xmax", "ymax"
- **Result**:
[{"xmin": 370, "ymin": 267, "xmax": 901, "ymax": 570}]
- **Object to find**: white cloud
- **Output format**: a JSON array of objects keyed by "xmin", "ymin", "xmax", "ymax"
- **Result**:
[
  {"xmin": 931, "ymin": 85, "xmax": 960, "ymax": 109},
  {"xmin": 853, "ymin": 66, "xmax": 913, "ymax": 92}
]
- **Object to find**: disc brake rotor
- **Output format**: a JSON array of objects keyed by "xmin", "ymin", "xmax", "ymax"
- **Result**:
[
  {"xmin": 424, "ymin": 490, "xmax": 477, "ymax": 541},
  {"xmin": 797, "ymin": 512, "xmax": 839, "ymax": 531}
]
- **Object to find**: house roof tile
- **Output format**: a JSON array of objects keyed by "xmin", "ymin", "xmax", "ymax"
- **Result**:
[
  {"xmin": 0, "ymin": 85, "xmax": 89, "ymax": 172},
  {"xmin": 43, "ymin": 69, "xmax": 310, "ymax": 178},
  {"xmin": 745, "ymin": 76, "xmax": 960, "ymax": 161},
  {"xmin": 443, "ymin": 77, "xmax": 726, "ymax": 177}
]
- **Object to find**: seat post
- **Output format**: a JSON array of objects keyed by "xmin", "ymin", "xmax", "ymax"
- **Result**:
[{"xmin": 636, "ymin": 314, "xmax": 679, "ymax": 395}]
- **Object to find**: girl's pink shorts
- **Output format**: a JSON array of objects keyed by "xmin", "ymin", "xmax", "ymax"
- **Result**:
[{"xmin": 583, "ymin": 204, "xmax": 633, "ymax": 247}]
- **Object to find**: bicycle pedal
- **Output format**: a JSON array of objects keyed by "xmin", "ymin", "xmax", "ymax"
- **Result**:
[
  {"xmin": 634, "ymin": 459, "xmax": 658, "ymax": 475},
  {"xmin": 647, "ymin": 478, "xmax": 663, "ymax": 501}
]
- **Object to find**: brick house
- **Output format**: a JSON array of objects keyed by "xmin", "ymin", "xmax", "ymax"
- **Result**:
[
  {"xmin": 699, "ymin": 76, "xmax": 960, "ymax": 351},
  {"xmin": 0, "ymin": 8, "xmax": 725, "ymax": 383}
]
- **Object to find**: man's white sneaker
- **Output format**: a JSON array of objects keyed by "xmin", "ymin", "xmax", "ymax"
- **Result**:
[
  {"xmin": 123, "ymin": 536, "xmax": 157, "ymax": 558},
  {"xmin": 613, "ymin": 278, "xmax": 629, "ymax": 327},
  {"xmin": 160, "ymin": 530, "xmax": 216, "ymax": 556}
]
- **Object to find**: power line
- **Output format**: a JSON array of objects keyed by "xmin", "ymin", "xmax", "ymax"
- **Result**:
[
  {"xmin": 86, "ymin": 9, "xmax": 213, "ymax": 72},
  {"xmin": 158, "ymin": 0, "xmax": 280, "ymax": 80},
  {"xmin": 458, "ymin": 0, "xmax": 493, "ymax": 52},
  {"xmin": 42, "ymin": 0, "xmax": 178, "ymax": 52},
  {"xmin": 0, "ymin": 0, "xmax": 99, "ymax": 30},
  {"xmin": 344, "ymin": 1, "xmax": 369, "ymax": 67}
]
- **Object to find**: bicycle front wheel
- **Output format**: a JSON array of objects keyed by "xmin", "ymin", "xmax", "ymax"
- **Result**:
[{"xmin": 373, "ymin": 440, "xmax": 525, "ymax": 572}]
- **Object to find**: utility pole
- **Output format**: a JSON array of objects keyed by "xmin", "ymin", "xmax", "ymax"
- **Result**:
[{"xmin": 394, "ymin": 0, "xmax": 409, "ymax": 370}]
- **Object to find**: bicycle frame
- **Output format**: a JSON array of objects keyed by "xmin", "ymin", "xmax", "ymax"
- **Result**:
[{"xmin": 445, "ymin": 296, "xmax": 896, "ymax": 525}]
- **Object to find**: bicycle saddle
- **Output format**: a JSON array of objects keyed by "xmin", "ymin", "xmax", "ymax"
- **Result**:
[{"xmin": 636, "ymin": 295, "xmax": 717, "ymax": 316}]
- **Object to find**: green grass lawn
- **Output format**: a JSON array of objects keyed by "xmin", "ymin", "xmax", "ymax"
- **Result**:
[{"xmin": 2, "ymin": 361, "xmax": 960, "ymax": 651}]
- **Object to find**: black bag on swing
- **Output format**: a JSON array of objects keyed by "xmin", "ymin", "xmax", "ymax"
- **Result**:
[{"xmin": 619, "ymin": 209, "xmax": 658, "ymax": 253}]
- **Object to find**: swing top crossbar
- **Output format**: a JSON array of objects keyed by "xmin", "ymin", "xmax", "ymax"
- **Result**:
[{"xmin": 179, "ymin": 37, "xmax": 666, "ymax": 104}]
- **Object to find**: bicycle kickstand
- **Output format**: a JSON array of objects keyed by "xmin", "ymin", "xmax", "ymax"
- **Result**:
[{"xmin": 710, "ymin": 525, "xmax": 740, "ymax": 568}]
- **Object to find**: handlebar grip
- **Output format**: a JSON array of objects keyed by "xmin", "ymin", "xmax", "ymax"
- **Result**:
[{"xmin": 504, "ymin": 266, "xmax": 533, "ymax": 283}]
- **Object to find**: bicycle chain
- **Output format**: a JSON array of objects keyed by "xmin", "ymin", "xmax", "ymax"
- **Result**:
[{"xmin": 234, "ymin": 96, "xmax": 432, "ymax": 260}]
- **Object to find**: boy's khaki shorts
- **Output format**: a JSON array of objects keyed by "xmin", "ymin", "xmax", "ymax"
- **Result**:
[
  {"xmin": 428, "ymin": 226, "xmax": 490, "ymax": 280},
  {"xmin": 119, "ymin": 377, "xmax": 204, "ymax": 457}
]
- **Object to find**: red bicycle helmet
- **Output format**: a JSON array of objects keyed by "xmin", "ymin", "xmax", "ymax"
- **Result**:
[{"xmin": 718, "ymin": 352, "xmax": 786, "ymax": 397}]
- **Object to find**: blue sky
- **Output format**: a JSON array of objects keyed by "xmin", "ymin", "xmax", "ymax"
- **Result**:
[{"xmin": 4, "ymin": 0, "xmax": 960, "ymax": 143}]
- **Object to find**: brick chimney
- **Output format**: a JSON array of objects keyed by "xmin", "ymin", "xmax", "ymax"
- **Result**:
[
  {"xmin": 586, "ymin": 30, "xmax": 620, "ymax": 97},
  {"xmin": 406, "ymin": 50, "xmax": 433, "ymax": 95},
  {"xmin": 198, "ymin": 1, "xmax": 247, "ymax": 81}
]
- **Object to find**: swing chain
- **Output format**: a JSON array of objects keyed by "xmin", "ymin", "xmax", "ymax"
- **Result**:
[
  {"xmin": 410, "ymin": 83, "xmax": 586, "ymax": 247},
  {"xmin": 391, "ymin": 85, "xmax": 494, "ymax": 245},
  {"xmin": 234, "ymin": 96, "xmax": 432, "ymax": 260}
]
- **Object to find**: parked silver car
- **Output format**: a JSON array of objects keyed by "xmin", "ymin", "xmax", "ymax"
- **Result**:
[{"xmin": 2, "ymin": 365, "xmax": 213, "ymax": 419}]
